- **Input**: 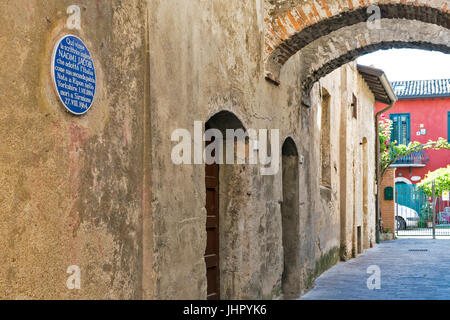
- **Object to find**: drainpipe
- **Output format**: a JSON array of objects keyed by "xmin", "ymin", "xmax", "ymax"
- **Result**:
[{"xmin": 375, "ymin": 101, "xmax": 395, "ymax": 244}]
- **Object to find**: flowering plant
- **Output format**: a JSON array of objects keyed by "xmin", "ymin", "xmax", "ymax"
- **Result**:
[{"xmin": 378, "ymin": 114, "xmax": 450, "ymax": 178}]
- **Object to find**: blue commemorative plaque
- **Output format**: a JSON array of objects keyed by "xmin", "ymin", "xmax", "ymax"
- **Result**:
[{"xmin": 51, "ymin": 35, "xmax": 96, "ymax": 115}]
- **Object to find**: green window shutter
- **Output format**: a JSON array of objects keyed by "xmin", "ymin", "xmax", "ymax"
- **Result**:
[
  {"xmin": 391, "ymin": 115, "xmax": 399, "ymax": 144},
  {"xmin": 401, "ymin": 116, "xmax": 407, "ymax": 144},
  {"xmin": 401, "ymin": 114, "xmax": 410, "ymax": 144},
  {"xmin": 390, "ymin": 113, "xmax": 410, "ymax": 145}
]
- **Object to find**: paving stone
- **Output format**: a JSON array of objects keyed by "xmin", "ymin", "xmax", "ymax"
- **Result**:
[{"xmin": 299, "ymin": 239, "xmax": 450, "ymax": 300}]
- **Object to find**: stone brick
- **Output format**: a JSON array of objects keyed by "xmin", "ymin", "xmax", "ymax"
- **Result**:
[
  {"xmin": 264, "ymin": 0, "xmax": 450, "ymax": 88},
  {"xmin": 380, "ymin": 168, "xmax": 396, "ymax": 233}
]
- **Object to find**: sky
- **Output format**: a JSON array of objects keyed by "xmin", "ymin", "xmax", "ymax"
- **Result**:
[{"xmin": 356, "ymin": 49, "xmax": 450, "ymax": 82}]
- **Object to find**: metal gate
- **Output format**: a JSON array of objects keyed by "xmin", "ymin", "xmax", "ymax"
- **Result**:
[{"xmin": 395, "ymin": 183, "xmax": 450, "ymax": 237}]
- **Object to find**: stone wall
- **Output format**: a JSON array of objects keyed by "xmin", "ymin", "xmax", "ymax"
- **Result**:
[{"xmin": 148, "ymin": 0, "xmax": 377, "ymax": 299}]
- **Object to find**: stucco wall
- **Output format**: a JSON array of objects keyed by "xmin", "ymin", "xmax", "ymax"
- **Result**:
[
  {"xmin": 0, "ymin": 0, "xmax": 147, "ymax": 299},
  {"xmin": 1, "ymin": 0, "xmax": 377, "ymax": 299},
  {"xmin": 148, "ymin": 0, "xmax": 376, "ymax": 299},
  {"xmin": 316, "ymin": 64, "xmax": 376, "ymax": 260}
]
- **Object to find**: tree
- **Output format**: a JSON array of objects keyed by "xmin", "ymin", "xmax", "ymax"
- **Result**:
[
  {"xmin": 378, "ymin": 115, "xmax": 450, "ymax": 179},
  {"xmin": 417, "ymin": 165, "xmax": 450, "ymax": 197}
]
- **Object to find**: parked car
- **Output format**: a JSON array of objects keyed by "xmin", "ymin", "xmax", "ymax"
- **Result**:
[{"xmin": 395, "ymin": 205, "xmax": 420, "ymax": 230}]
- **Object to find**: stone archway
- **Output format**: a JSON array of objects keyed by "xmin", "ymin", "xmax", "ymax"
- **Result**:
[
  {"xmin": 280, "ymin": 137, "xmax": 301, "ymax": 298},
  {"xmin": 264, "ymin": 0, "xmax": 449, "ymax": 104}
]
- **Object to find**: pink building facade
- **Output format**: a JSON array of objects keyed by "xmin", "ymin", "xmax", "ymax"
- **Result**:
[{"xmin": 375, "ymin": 79, "xmax": 450, "ymax": 185}]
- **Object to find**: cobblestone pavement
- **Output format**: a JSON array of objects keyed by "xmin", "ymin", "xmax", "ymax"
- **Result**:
[{"xmin": 300, "ymin": 239, "xmax": 450, "ymax": 300}]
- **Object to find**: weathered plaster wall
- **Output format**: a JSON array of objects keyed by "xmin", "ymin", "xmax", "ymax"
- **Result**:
[
  {"xmin": 1, "ymin": 0, "xmax": 379, "ymax": 300},
  {"xmin": 148, "ymin": 0, "xmax": 376, "ymax": 299},
  {"xmin": 0, "ymin": 0, "xmax": 147, "ymax": 299},
  {"xmin": 319, "ymin": 64, "xmax": 376, "ymax": 260}
]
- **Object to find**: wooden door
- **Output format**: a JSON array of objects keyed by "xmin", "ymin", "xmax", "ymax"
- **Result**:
[{"xmin": 205, "ymin": 141, "xmax": 220, "ymax": 300}]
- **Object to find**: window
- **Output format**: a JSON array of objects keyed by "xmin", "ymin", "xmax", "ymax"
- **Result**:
[
  {"xmin": 390, "ymin": 113, "xmax": 410, "ymax": 145},
  {"xmin": 352, "ymin": 94, "xmax": 357, "ymax": 119},
  {"xmin": 320, "ymin": 90, "xmax": 331, "ymax": 188}
]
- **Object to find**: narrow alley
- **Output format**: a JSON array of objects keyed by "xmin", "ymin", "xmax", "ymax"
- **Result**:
[{"xmin": 301, "ymin": 239, "xmax": 450, "ymax": 300}]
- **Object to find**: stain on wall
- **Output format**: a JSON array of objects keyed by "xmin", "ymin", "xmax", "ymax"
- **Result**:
[
  {"xmin": 1, "ymin": 0, "xmax": 378, "ymax": 300},
  {"xmin": 0, "ymin": 0, "xmax": 147, "ymax": 299}
]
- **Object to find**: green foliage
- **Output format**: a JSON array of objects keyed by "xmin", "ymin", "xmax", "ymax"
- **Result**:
[
  {"xmin": 419, "ymin": 203, "xmax": 434, "ymax": 226},
  {"xmin": 378, "ymin": 115, "xmax": 450, "ymax": 177},
  {"xmin": 417, "ymin": 217, "xmax": 427, "ymax": 228},
  {"xmin": 379, "ymin": 116, "xmax": 395, "ymax": 171},
  {"xmin": 417, "ymin": 165, "xmax": 450, "ymax": 197}
]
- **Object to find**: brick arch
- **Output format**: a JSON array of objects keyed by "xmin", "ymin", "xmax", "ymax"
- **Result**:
[
  {"xmin": 265, "ymin": 0, "xmax": 449, "ymax": 85},
  {"xmin": 303, "ymin": 39, "xmax": 450, "ymax": 93},
  {"xmin": 296, "ymin": 18, "xmax": 450, "ymax": 105}
]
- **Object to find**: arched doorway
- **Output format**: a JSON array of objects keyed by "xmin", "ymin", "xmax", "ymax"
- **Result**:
[
  {"xmin": 281, "ymin": 137, "xmax": 300, "ymax": 298},
  {"xmin": 204, "ymin": 110, "xmax": 247, "ymax": 300}
]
